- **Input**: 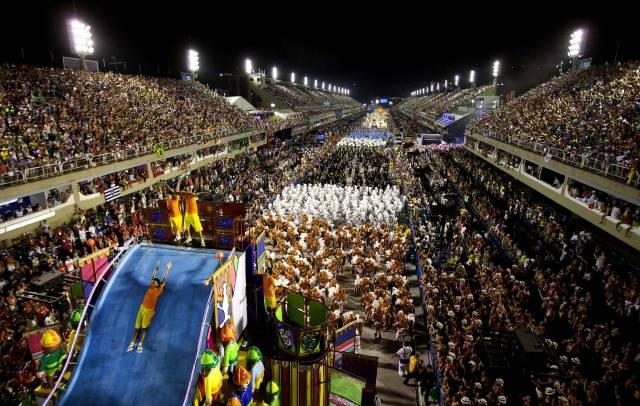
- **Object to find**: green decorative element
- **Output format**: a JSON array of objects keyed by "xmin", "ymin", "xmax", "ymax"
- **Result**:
[
  {"xmin": 155, "ymin": 145, "xmax": 165, "ymax": 158},
  {"xmin": 300, "ymin": 331, "xmax": 321, "ymax": 354}
]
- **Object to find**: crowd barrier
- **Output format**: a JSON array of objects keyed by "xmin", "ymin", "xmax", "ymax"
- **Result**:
[{"xmin": 471, "ymin": 130, "xmax": 640, "ymax": 187}]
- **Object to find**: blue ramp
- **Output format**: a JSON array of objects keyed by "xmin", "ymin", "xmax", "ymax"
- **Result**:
[{"xmin": 60, "ymin": 244, "xmax": 226, "ymax": 406}]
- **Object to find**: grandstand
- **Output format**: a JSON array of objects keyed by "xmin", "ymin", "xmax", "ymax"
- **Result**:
[{"xmin": 3, "ymin": 9, "xmax": 640, "ymax": 406}]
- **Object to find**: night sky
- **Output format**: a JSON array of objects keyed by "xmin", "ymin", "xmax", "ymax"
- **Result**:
[{"xmin": 1, "ymin": 2, "xmax": 636, "ymax": 101}]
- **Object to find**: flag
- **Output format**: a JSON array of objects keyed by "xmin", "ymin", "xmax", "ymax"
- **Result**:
[{"xmin": 104, "ymin": 185, "xmax": 121, "ymax": 203}]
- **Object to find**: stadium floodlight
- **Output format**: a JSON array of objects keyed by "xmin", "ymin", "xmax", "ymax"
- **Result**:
[
  {"xmin": 68, "ymin": 18, "xmax": 94, "ymax": 69},
  {"xmin": 568, "ymin": 28, "xmax": 584, "ymax": 58},
  {"xmin": 328, "ymin": 84, "xmax": 332, "ymax": 92},
  {"xmin": 444, "ymin": 79, "xmax": 448, "ymax": 90},
  {"xmin": 375, "ymin": 99, "xmax": 379, "ymax": 104},
  {"xmin": 245, "ymin": 58, "xmax": 253, "ymax": 74},
  {"xmin": 469, "ymin": 70, "xmax": 476, "ymax": 84},
  {"xmin": 454, "ymin": 75, "xmax": 459, "ymax": 87},
  {"xmin": 322, "ymin": 82, "xmax": 325, "ymax": 90},
  {"xmin": 291, "ymin": 72, "xmax": 295, "ymax": 83},
  {"xmin": 272, "ymin": 66, "xmax": 278, "ymax": 81},
  {"xmin": 437, "ymin": 82, "xmax": 440, "ymax": 91},
  {"xmin": 304, "ymin": 76, "xmax": 308, "ymax": 86},
  {"xmin": 314, "ymin": 79, "xmax": 318, "ymax": 88},
  {"xmin": 187, "ymin": 49, "xmax": 199, "ymax": 73},
  {"xmin": 430, "ymin": 83, "xmax": 434, "ymax": 92},
  {"xmin": 492, "ymin": 60, "xmax": 500, "ymax": 85}
]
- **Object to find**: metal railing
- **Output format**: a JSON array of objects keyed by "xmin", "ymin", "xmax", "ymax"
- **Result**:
[
  {"xmin": 469, "ymin": 130, "xmax": 640, "ymax": 187},
  {"xmin": 43, "ymin": 239, "xmax": 135, "ymax": 405},
  {"xmin": 0, "ymin": 127, "xmax": 258, "ymax": 188}
]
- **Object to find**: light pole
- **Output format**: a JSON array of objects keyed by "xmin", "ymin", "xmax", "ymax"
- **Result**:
[
  {"xmin": 272, "ymin": 66, "xmax": 278, "ymax": 83},
  {"xmin": 68, "ymin": 19, "xmax": 94, "ymax": 71},
  {"xmin": 245, "ymin": 58, "xmax": 253, "ymax": 74},
  {"xmin": 469, "ymin": 70, "xmax": 476, "ymax": 89},
  {"xmin": 454, "ymin": 75, "xmax": 459, "ymax": 90}
]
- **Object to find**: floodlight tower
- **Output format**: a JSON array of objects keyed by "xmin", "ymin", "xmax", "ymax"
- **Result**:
[
  {"xmin": 68, "ymin": 19, "xmax": 94, "ymax": 71},
  {"xmin": 454, "ymin": 74, "xmax": 460, "ymax": 90},
  {"xmin": 291, "ymin": 72, "xmax": 295, "ymax": 83},
  {"xmin": 272, "ymin": 66, "xmax": 278, "ymax": 83},
  {"xmin": 469, "ymin": 70, "xmax": 476, "ymax": 89},
  {"xmin": 568, "ymin": 28, "xmax": 585, "ymax": 71},
  {"xmin": 492, "ymin": 60, "xmax": 500, "ymax": 86},
  {"xmin": 245, "ymin": 58, "xmax": 253, "ymax": 74},
  {"xmin": 187, "ymin": 49, "xmax": 199, "ymax": 79}
]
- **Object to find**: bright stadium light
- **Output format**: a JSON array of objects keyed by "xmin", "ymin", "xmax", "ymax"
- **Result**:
[
  {"xmin": 375, "ymin": 99, "xmax": 379, "ymax": 104},
  {"xmin": 291, "ymin": 72, "xmax": 295, "ymax": 83},
  {"xmin": 454, "ymin": 75, "xmax": 459, "ymax": 87},
  {"xmin": 430, "ymin": 83, "xmax": 434, "ymax": 92},
  {"xmin": 444, "ymin": 79, "xmax": 448, "ymax": 90},
  {"xmin": 437, "ymin": 82, "xmax": 440, "ymax": 91},
  {"xmin": 492, "ymin": 60, "xmax": 500, "ymax": 85},
  {"xmin": 304, "ymin": 76, "xmax": 308, "ymax": 86},
  {"xmin": 187, "ymin": 49, "xmax": 199, "ymax": 73},
  {"xmin": 245, "ymin": 58, "xmax": 253, "ymax": 74},
  {"xmin": 322, "ymin": 82, "xmax": 325, "ymax": 90},
  {"xmin": 69, "ymin": 19, "xmax": 94, "ymax": 56},
  {"xmin": 328, "ymin": 84, "xmax": 332, "ymax": 92},
  {"xmin": 469, "ymin": 69, "xmax": 476, "ymax": 84},
  {"xmin": 568, "ymin": 28, "xmax": 585, "ymax": 58},
  {"xmin": 272, "ymin": 66, "xmax": 278, "ymax": 81},
  {"xmin": 314, "ymin": 79, "xmax": 318, "ymax": 88}
]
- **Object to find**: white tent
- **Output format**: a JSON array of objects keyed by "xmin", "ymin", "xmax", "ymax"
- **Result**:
[{"xmin": 225, "ymin": 96, "xmax": 256, "ymax": 111}]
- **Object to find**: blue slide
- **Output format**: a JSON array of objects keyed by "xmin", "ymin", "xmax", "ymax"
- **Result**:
[{"xmin": 60, "ymin": 244, "xmax": 225, "ymax": 406}]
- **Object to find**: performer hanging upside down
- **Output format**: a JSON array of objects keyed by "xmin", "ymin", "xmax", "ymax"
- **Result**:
[{"xmin": 128, "ymin": 261, "xmax": 172, "ymax": 353}]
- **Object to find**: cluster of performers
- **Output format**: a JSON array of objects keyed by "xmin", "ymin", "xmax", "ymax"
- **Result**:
[
  {"xmin": 249, "ymin": 212, "xmax": 416, "ymax": 343},
  {"xmin": 165, "ymin": 176, "xmax": 206, "ymax": 247}
]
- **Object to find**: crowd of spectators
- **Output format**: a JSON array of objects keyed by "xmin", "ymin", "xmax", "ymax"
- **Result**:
[
  {"xmin": 0, "ymin": 64, "xmax": 257, "ymax": 175},
  {"xmin": 263, "ymin": 82, "xmax": 359, "ymax": 110},
  {"xmin": 0, "ymin": 194, "xmax": 146, "ymax": 403},
  {"xmin": 468, "ymin": 62, "xmax": 640, "ymax": 178},
  {"xmin": 399, "ymin": 86, "xmax": 491, "ymax": 118},
  {"xmin": 403, "ymin": 145, "xmax": 640, "ymax": 405}
]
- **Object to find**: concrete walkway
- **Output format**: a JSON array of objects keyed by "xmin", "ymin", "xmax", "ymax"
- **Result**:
[{"xmin": 338, "ymin": 261, "xmax": 431, "ymax": 406}]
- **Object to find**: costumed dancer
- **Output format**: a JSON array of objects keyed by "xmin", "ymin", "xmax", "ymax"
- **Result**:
[
  {"xmin": 194, "ymin": 350, "xmax": 223, "ymax": 406},
  {"xmin": 37, "ymin": 329, "xmax": 66, "ymax": 388},
  {"xmin": 166, "ymin": 182, "xmax": 183, "ymax": 242},
  {"xmin": 175, "ymin": 181, "xmax": 206, "ymax": 247},
  {"xmin": 246, "ymin": 346, "xmax": 265, "ymax": 392},
  {"xmin": 220, "ymin": 323, "xmax": 240, "ymax": 376}
]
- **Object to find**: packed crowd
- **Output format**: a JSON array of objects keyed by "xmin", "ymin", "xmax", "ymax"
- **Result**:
[
  {"xmin": 400, "ymin": 85, "xmax": 491, "ymax": 118},
  {"xmin": 0, "ymin": 195, "xmax": 146, "ymax": 403},
  {"xmin": 302, "ymin": 145, "xmax": 390, "ymax": 188},
  {"xmin": 0, "ymin": 65, "xmax": 257, "ymax": 175},
  {"xmin": 468, "ymin": 62, "xmax": 640, "ymax": 175},
  {"xmin": 263, "ymin": 83, "xmax": 359, "ymax": 110},
  {"xmin": 404, "ymin": 145, "xmax": 640, "ymax": 405}
]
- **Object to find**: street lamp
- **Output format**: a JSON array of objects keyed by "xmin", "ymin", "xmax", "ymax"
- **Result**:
[
  {"xmin": 492, "ymin": 60, "xmax": 500, "ymax": 85},
  {"xmin": 272, "ymin": 66, "xmax": 278, "ymax": 81},
  {"xmin": 68, "ymin": 19, "xmax": 94, "ymax": 70},
  {"xmin": 187, "ymin": 49, "xmax": 199, "ymax": 77},
  {"xmin": 245, "ymin": 58, "xmax": 253, "ymax": 74}
]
